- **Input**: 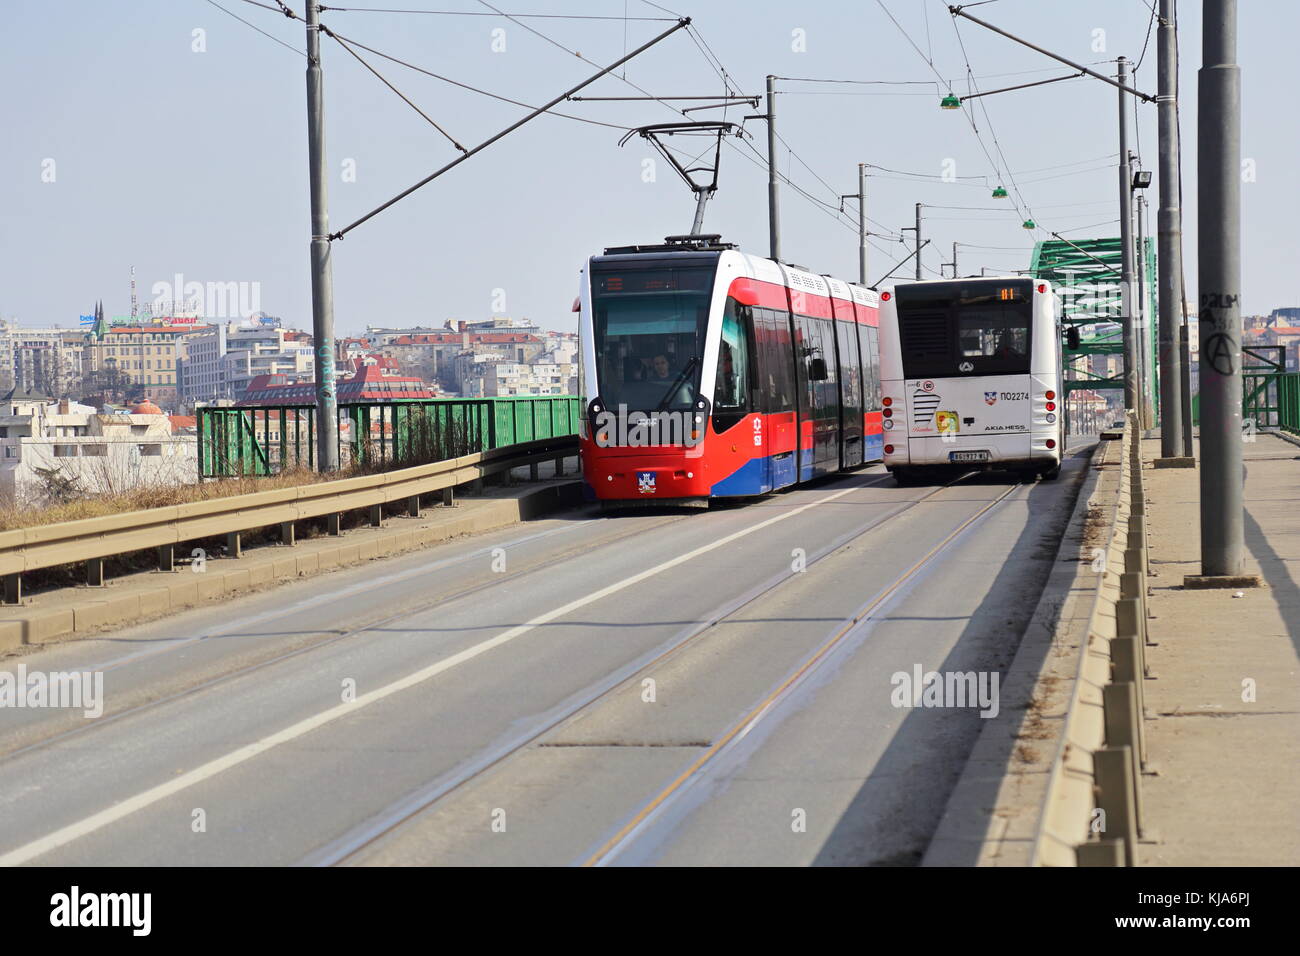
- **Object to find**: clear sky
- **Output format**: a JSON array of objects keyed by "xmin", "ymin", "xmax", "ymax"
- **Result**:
[{"xmin": 2, "ymin": 0, "xmax": 1295, "ymax": 335}]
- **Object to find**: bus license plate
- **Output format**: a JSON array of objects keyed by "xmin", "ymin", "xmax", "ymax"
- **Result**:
[{"xmin": 949, "ymin": 450, "xmax": 990, "ymax": 463}]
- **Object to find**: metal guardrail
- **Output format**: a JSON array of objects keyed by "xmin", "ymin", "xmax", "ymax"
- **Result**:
[
  {"xmin": 0, "ymin": 435, "xmax": 578, "ymax": 604},
  {"xmin": 197, "ymin": 396, "xmax": 583, "ymax": 478},
  {"xmin": 1032, "ymin": 412, "xmax": 1151, "ymax": 866}
]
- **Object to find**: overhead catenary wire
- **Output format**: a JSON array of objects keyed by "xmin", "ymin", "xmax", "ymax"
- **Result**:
[
  {"xmin": 206, "ymin": 0, "xmax": 304, "ymax": 55},
  {"xmin": 328, "ymin": 15, "xmax": 692, "ymax": 239},
  {"xmin": 320, "ymin": 23, "xmax": 467, "ymax": 151},
  {"xmin": 215, "ymin": 0, "xmax": 640, "ymax": 131},
  {"xmin": 313, "ymin": 27, "xmax": 633, "ymax": 130},
  {"xmin": 947, "ymin": 6, "xmax": 1040, "ymax": 230},
  {"xmin": 873, "ymin": 0, "xmax": 1036, "ymax": 233},
  {"xmin": 473, "ymin": 0, "xmax": 690, "ymax": 117},
  {"xmin": 316, "ymin": 6, "xmax": 674, "ymax": 20},
  {"xmin": 214, "ymin": 0, "xmax": 924, "ymax": 276}
]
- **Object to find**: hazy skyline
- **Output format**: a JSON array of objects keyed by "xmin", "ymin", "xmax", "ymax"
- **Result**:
[{"xmin": 3, "ymin": 0, "xmax": 1295, "ymax": 335}]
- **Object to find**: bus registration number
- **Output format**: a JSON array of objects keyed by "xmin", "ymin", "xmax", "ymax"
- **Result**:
[{"xmin": 949, "ymin": 450, "xmax": 991, "ymax": 463}]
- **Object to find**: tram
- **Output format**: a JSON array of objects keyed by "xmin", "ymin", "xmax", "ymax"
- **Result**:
[
  {"xmin": 876, "ymin": 276, "xmax": 1065, "ymax": 484},
  {"xmin": 576, "ymin": 235, "xmax": 883, "ymax": 505}
]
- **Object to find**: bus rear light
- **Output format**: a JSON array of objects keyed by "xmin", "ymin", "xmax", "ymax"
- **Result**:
[
  {"xmin": 881, "ymin": 291, "xmax": 892, "ymax": 302},
  {"xmin": 882, "ymin": 396, "xmax": 893, "ymax": 407},
  {"xmin": 884, "ymin": 444, "xmax": 895, "ymax": 454},
  {"xmin": 1037, "ymin": 283, "xmax": 1047, "ymax": 294},
  {"xmin": 1045, "ymin": 390, "xmax": 1056, "ymax": 400},
  {"xmin": 1046, "ymin": 401, "xmax": 1056, "ymax": 412},
  {"xmin": 1045, "ymin": 439, "xmax": 1056, "ymax": 449}
]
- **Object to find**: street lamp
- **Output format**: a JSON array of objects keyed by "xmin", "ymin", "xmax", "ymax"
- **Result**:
[
  {"xmin": 991, "ymin": 185, "xmax": 1009, "ymax": 199},
  {"xmin": 939, "ymin": 93, "xmax": 962, "ymax": 110}
]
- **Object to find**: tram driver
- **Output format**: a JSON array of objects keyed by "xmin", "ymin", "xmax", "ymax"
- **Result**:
[{"xmin": 647, "ymin": 352, "xmax": 695, "ymax": 406}]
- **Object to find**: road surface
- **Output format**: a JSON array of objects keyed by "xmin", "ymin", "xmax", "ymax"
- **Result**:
[{"xmin": 0, "ymin": 444, "xmax": 1092, "ymax": 866}]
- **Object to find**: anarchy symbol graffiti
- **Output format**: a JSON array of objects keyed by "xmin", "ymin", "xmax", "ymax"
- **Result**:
[{"xmin": 1204, "ymin": 332, "xmax": 1236, "ymax": 376}]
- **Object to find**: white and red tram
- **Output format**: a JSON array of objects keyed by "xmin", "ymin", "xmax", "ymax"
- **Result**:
[{"xmin": 576, "ymin": 236, "xmax": 883, "ymax": 505}]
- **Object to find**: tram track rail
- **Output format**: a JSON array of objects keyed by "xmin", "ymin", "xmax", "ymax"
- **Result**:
[
  {"xmin": 312, "ymin": 471, "xmax": 1015, "ymax": 866},
  {"xmin": 0, "ymin": 508, "xmax": 696, "ymax": 764},
  {"xmin": 0, "ymin": 468, "xmax": 1018, "ymax": 866}
]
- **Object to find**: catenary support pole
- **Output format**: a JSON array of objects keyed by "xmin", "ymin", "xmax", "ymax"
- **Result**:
[
  {"xmin": 1157, "ymin": 0, "xmax": 1186, "ymax": 456},
  {"xmin": 858, "ymin": 163, "xmax": 868, "ymax": 284},
  {"xmin": 1197, "ymin": 0, "xmax": 1245, "ymax": 576},
  {"xmin": 306, "ymin": 1, "xmax": 339, "ymax": 472},
  {"xmin": 914, "ymin": 203, "xmax": 923, "ymax": 281},
  {"xmin": 1136, "ymin": 187, "xmax": 1153, "ymax": 426},
  {"xmin": 766, "ymin": 75, "xmax": 781, "ymax": 262},
  {"xmin": 1118, "ymin": 57, "xmax": 1138, "ymax": 416}
]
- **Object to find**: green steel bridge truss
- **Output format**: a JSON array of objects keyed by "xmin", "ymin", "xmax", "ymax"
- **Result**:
[{"xmin": 1029, "ymin": 236, "xmax": 1157, "ymax": 403}]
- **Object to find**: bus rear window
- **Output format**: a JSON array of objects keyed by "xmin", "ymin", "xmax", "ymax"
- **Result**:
[{"xmin": 895, "ymin": 280, "xmax": 1032, "ymax": 378}]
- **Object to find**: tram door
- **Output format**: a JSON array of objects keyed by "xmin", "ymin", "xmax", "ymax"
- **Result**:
[
  {"xmin": 793, "ymin": 315, "xmax": 841, "ymax": 477},
  {"xmin": 832, "ymin": 307, "xmax": 865, "ymax": 469}
]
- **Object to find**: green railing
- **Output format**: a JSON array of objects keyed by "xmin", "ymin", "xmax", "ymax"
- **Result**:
[
  {"xmin": 1279, "ymin": 373, "xmax": 1300, "ymax": 436},
  {"xmin": 198, "ymin": 396, "xmax": 583, "ymax": 478}
]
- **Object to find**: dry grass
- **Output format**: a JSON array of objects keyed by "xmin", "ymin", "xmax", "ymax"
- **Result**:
[{"xmin": 0, "ymin": 468, "xmax": 335, "ymax": 532}]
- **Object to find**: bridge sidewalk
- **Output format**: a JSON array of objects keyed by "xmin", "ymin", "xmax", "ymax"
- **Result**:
[{"xmin": 1139, "ymin": 432, "xmax": 1300, "ymax": 865}]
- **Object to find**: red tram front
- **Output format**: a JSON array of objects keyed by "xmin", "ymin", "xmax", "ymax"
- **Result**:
[{"xmin": 577, "ymin": 237, "xmax": 883, "ymax": 505}]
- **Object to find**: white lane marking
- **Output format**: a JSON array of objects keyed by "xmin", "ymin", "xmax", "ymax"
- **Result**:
[
  {"xmin": 0, "ymin": 483, "xmax": 863, "ymax": 864},
  {"xmin": 4, "ymin": 520, "xmax": 593, "ymax": 680}
]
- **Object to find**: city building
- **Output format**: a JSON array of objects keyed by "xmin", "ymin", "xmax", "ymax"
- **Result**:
[
  {"xmin": 235, "ymin": 364, "xmax": 435, "ymax": 405},
  {"xmin": 179, "ymin": 321, "xmax": 314, "ymax": 406},
  {"xmin": 82, "ymin": 316, "xmax": 213, "ymax": 411},
  {"xmin": 0, "ymin": 391, "xmax": 196, "ymax": 504},
  {"xmin": 9, "ymin": 327, "xmax": 85, "ymax": 399},
  {"xmin": 364, "ymin": 319, "xmax": 548, "ymax": 394},
  {"xmin": 460, "ymin": 359, "xmax": 577, "ymax": 397}
]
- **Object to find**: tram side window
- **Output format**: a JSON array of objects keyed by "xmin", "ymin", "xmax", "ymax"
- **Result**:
[
  {"xmin": 755, "ymin": 307, "xmax": 795, "ymax": 414},
  {"xmin": 836, "ymin": 320, "xmax": 862, "ymax": 413},
  {"xmin": 712, "ymin": 301, "xmax": 754, "ymax": 432},
  {"xmin": 859, "ymin": 324, "xmax": 880, "ymax": 410},
  {"xmin": 806, "ymin": 317, "xmax": 836, "ymax": 386}
]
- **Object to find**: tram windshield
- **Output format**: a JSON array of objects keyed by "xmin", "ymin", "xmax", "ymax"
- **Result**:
[
  {"xmin": 590, "ymin": 262, "xmax": 714, "ymax": 412},
  {"xmin": 895, "ymin": 278, "xmax": 1033, "ymax": 378}
]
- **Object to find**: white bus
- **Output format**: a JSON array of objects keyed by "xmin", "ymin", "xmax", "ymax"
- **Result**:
[{"xmin": 877, "ymin": 276, "xmax": 1064, "ymax": 485}]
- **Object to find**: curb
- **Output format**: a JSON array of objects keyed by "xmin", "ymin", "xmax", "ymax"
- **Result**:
[
  {"xmin": 923, "ymin": 441, "xmax": 1112, "ymax": 866},
  {"xmin": 0, "ymin": 480, "xmax": 582, "ymax": 654}
]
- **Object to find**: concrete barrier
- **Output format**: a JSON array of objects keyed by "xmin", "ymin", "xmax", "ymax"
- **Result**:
[{"xmin": 1033, "ymin": 411, "xmax": 1150, "ymax": 866}]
